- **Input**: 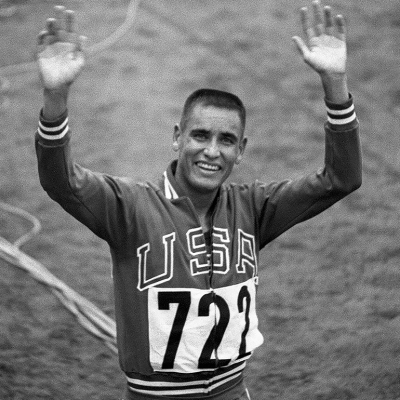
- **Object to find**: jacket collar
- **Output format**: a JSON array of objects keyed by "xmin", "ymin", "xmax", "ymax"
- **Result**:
[
  {"xmin": 163, "ymin": 160, "xmax": 223, "ymax": 202},
  {"xmin": 163, "ymin": 160, "xmax": 180, "ymax": 199}
]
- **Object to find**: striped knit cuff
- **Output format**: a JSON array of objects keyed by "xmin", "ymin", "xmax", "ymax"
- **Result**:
[
  {"xmin": 325, "ymin": 94, "xmax": 356, "ymax": 127},
  {"xmin": 38, "ymin": 109, "xmax": 69, "ymax": 140}
]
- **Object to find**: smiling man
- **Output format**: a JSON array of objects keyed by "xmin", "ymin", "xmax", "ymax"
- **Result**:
[
  {"xmin": 35, "ymin": 1, "xmax": 361, "ymax": 399},
  {"xmin": 172, "ymin": 90, "xmax": 247, "ymax": 232}
]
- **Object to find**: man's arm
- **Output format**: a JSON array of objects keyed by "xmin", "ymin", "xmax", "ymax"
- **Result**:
[
  {"xmin": 35, "ymin": 7, "xmax": 134, "ymax": 247},
  {"xmin": 255, "ymin": 1, "xmax": 362, "ymax": 247}
]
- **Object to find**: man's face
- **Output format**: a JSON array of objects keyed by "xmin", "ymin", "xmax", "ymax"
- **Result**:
[{"xmin": 173, "ymin": 104, "xmax": 247, "ymax": 195}]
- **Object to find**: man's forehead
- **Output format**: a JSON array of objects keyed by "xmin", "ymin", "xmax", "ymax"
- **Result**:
[{"xmin": 187, "ymin": 104, "xmax": 242, "ymax": 128}]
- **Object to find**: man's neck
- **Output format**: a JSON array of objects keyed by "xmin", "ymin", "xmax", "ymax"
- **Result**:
[
  {"xmin": 173, "ymin": 177, "xmax": 218, "ymax": 231},
  {"xmin": 188, "ymin": 188, "xmax": 219, "ymax": 231},
  {"xmin": 190, "ymin": 190, "xmax": 216, "ymax": 212},
  {"xmin": 171, "ymin": 161, "xmax": 220, "ymax": 231}
]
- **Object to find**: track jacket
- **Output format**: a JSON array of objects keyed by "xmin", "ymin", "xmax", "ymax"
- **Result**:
[{"xmin": 35, "ymin": 96, "xmax": 361, "ymax": 398}]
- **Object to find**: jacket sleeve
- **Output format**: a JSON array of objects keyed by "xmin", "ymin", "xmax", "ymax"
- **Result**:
[
  {"xmin": 255, "ymin": 96, "xmax": 362, "ymax": 248},
  {"xmin": 35, "ymin": 110, "xmax": 134, "ymax": 248}
]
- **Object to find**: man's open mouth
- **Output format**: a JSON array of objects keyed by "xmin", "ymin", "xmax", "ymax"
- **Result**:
[{"xmin": 196, "ymin": 162, "xmax": 221, "ymax": 172}]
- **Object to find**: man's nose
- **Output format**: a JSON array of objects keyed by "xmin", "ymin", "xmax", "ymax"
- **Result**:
[{"xmin": 204, "ymin": 139, "xmax": 220, "ymax": 158}]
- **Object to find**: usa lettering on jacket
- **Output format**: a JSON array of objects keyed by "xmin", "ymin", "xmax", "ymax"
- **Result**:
[{"xmin": 137, "ymin": 227, "xmax": 258, "ymax": 291}]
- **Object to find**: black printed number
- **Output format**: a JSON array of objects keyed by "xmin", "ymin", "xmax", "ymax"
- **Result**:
[
  {"xmin": 158, "ymin": 291, "xmax": 191, "ymax": 369},
  {"xmin": 238, "ymin": 285, "xmax": 251, "ymax": 359},
  {"xmin": 157, "ymin": 287, "xmax": 251, "ymax": 370},
  {"xmin": 198, "ymin": 293, "xmax": 230, "ymax": 368}
]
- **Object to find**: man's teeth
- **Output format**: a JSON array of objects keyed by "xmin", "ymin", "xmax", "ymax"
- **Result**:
[{"xmin": 198, "ymin": 162, "xmax": 219, "ymax": 171}]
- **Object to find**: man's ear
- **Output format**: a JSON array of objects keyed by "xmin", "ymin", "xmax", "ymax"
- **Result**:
[
  {"xmin": 235, "ymin": 137, "xmax": 248, "ymax": 165},
  {"xmin": 172, "ymin": 124, "xmax": 181, "ymax": 152}
]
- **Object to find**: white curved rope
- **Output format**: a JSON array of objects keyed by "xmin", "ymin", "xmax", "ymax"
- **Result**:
[
  {"xmin": 0, "ymin": 0, "xmax": 141, "ymax": 354},
  {"xmin": 0, "ymin": 234, "xmax": 118, "ymax": 352},
  {"xmin": 0, "ymin": 201, "xmax": 41, "ymax": 248},
  {"xmin": 86, "ymin": 0, "xmax": 141, "ymax": 56}
]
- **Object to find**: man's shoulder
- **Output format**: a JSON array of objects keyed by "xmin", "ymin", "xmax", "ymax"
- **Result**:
[
  {"xmin": 223, "ymin": 179, "xmax": 278, "ymax": 193},
  {"xmin": 108, "ymin": 175, "xmax": 162, "ymax": 193}
]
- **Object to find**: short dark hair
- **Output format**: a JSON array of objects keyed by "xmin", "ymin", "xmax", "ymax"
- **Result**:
[{"xmin": 180, "ymin": 88, "xmax": 246, "ymax": 133}]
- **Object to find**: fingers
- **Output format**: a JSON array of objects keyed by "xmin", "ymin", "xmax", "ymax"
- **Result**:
[
  {"xmin": 39, "ymin": 18, "xmax": 58, "ymax": 46},
  {"xmin": 324, "ymin": 6, "xmax": 334, "ymax": 35},
  {"xmin": 335, "ymin": 14, "xmax": 346, "ymax": 40},
  {"xmin": 312, "ymin": 0, "xmax": 324, "ymax": 36},
  {"xmin": 65, "ymin": 10, "xmax": 75, "ymax": 33},
  {"xmin": 39, "ymin": 6, "xmax": 77, "ymax": 43},
  {"xmin": 46, "ymin": 18, "xmax": 57, "ymax": 35},
  {"xmin": 300, "ymin": 7, "xmax": 314, "ymax": 42},
  {"xmin": 37, "ymin": 5, "xmax": 86, "ymax": 54},
  {"xmin": 292, "ymin": 36, "xmax": 310, "ymax": 59},
  {"xmin": 54, "ymin": 5, "xmax": 66, "ymax": 30},
  {"xmin": 299, "ymin": 0, "xmax": 346, "ymax": 40},
  {"xmin": 37, "ymin": 30, "xmax": 47, "ymax": 46}
]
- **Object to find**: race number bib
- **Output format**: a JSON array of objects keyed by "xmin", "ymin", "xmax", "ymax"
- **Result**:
[{"xmin": 148, "ymin": 278, "xmax": 263, "ymax": 373}]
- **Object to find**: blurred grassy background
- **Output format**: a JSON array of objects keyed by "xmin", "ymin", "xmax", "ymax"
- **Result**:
[{"xmin": 1, "ymin": 0, "xmax": 400, "ymax": 398}]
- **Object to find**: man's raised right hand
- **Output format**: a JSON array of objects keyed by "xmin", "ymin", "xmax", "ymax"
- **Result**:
[{"xmin": 37, "ymin": 6, "xmax": 85, "ymax": 91}]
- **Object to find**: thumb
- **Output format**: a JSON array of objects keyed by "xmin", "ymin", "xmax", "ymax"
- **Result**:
[
  {"xmin": 292, "ymin": 36, "xmax": 309, "ymax": 58},
  {"xmin": 77, "ymin": 35, "xmax": 87, "ymax": 52}
]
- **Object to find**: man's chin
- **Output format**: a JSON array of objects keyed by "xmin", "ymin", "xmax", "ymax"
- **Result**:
[{"xmin": 191, "ymin": 176, "xmax": 222, "ymax": 194}]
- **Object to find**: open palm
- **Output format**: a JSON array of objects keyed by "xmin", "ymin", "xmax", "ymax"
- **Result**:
[
  {"xmin": 305, "ymin": 33, "xmax": 346, "ymax": 74},
  {"xmin": 37, "ymin": 7, "xmax": 85, "ymax": 90},
  {"xmin": 292, "ymin": 1, "xmax": 347, "ymax": 75},
  {"xmin": 38, "ymin": 42, "xmax": 84, "ymax": 90}
]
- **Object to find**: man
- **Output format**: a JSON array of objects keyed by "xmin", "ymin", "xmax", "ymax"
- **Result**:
[{"xmin": 35, "ymin": 1, "xmax": 362, "ymax": 399}]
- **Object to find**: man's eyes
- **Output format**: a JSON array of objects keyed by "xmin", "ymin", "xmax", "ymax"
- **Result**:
[
  {"xmin": 191, "ymin": 132, "xmax": 236, "ymax": 145},
  {"xmin": 220, "ymin": 136, "xmax": 235, "ymax": 145},
  {"xmin": 193, "ymin": 132, "xmax": 208, "ymax": 140}
]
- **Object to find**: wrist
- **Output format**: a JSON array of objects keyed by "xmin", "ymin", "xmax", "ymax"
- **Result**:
[
  {"xmin": 43, "ymin": 87, "xmax": 69, "ymax": 121},
  {"xmin": 320, "ymin": 72, "xmax": 349, "ymax": 104}
]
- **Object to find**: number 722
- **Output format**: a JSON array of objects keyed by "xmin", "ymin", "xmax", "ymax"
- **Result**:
[{"xmin": 152, "ymin": 285, "xmax": 256, "ymax": 371}]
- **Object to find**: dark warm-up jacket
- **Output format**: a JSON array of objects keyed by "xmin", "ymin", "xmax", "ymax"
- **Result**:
[{"xmin": 35, "ymin": 96, "xmax": 361, "ymax": 398}]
